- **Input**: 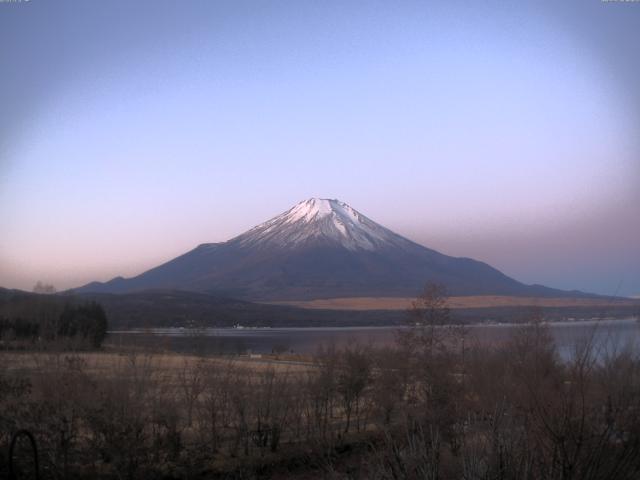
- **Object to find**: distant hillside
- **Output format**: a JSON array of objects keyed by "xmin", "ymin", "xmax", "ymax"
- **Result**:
[
  {"xmin": 70, "ymin": 289, "xmax": 403, "ymax": 328},
  {"xmin": 1, "ymin": 287, "xmax": 388, "ymax": 328},
  {"xmin": 1, "ymin": 287, "xmax": 637, "ymax": 330},
  {"xmin": 83, "ymin": 291, "xmax": 638, "ymax": 328}
]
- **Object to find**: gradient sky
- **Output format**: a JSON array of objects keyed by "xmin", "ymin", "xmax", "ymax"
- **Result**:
[{"xmin": 1, "ymin": 0, "xmax": 639, "ymax": 296}]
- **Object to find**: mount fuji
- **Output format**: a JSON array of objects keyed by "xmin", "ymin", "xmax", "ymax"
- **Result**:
[{"xmin": 76, "ymin": 198, "xmax": 582, "ymax": 300}]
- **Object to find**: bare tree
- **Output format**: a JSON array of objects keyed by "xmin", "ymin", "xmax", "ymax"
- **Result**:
[
  {"xmin": 400, "ymin": 282, "xmax": 452, "ymax": 357},
  {"xmin": 337, "ymin": 346, "xmax": 372, "ymax": 433},
  {"xmin": 33, "ymin": 281, "xmax": 57, "ymax": 294}
]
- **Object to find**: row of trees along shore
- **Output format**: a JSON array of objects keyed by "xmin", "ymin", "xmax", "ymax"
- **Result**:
[{"xmin": 0, "ymin": 293, "xmax": 108, "ymax": 349}]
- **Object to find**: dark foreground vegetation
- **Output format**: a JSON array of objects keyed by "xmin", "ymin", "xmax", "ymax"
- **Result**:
[{"xmin": 1, "ymin": 317, "xmax": 640, "ymax": 479}]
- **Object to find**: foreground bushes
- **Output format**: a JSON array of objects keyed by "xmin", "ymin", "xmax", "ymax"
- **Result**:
[{"xmin": 1, "ymin": 322, "xmax": 640, "ymax": 479}]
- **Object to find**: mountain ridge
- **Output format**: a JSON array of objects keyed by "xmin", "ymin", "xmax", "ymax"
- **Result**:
[{"xmin": 74, "ymin": 198, "xmax": 599, "ymax": 300}]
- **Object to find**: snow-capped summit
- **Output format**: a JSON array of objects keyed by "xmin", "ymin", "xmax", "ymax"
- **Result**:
[
  {"xmin": 232, "ymin": 198, "xmax": 412, "ymax": 251},
  {"xmin": 283, "ymin": 198, "xmax": 337, "ymax": 223}
]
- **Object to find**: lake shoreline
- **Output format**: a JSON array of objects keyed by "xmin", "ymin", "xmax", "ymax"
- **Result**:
[
  {"xmin": 108, "ymin": 316, "xmax": 639, "ymax": 334},
  {"xmin": 105, "ymin": 317, "xmax": 640, "ymax": 357}
]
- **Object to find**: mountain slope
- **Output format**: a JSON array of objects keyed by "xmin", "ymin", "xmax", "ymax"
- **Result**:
[{"xmin": 75, "ymin": 198, "xmax": 590, "ymax": 300}]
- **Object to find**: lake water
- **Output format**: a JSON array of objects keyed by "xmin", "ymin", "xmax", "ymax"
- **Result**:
[{"xmin": 107, "ymin": 318, "xmax": 640, "ymax": 359}]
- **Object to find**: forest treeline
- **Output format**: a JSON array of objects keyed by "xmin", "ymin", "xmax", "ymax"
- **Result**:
[
  {"xmin": 1, "ymin": 319, "xmax": 639, "ymax": 479},
  {"xmin": 0, "ymin": 291, "xmax": 108, "ymax": 349}
]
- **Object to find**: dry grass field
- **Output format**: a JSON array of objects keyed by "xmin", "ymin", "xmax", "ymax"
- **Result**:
[
  {"xmin": 3, "ymin": 322, "xmax": 640, "ymax": 479},
  {"xmin": 268, "ymin": 295, "xmax": 639, "ymax": 310},
  {"xmin": 1, "ymin": 350, "xmax": 313, "ymax": 378}
]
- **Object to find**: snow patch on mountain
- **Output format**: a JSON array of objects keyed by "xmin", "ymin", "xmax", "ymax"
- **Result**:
[{"xmin": 232, "ymin": 198, "xmax": 414, "ymax": 251}]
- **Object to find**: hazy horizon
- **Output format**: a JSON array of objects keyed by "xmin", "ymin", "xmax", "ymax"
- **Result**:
[{"xmin": 1, "ymin": 1, "xmax": 639, "ymax": 296}]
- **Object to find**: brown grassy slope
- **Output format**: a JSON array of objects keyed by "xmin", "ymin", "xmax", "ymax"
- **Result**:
[{"xmin": 266, "ymin": 295, "xmax": 639, "ymax": 311}]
